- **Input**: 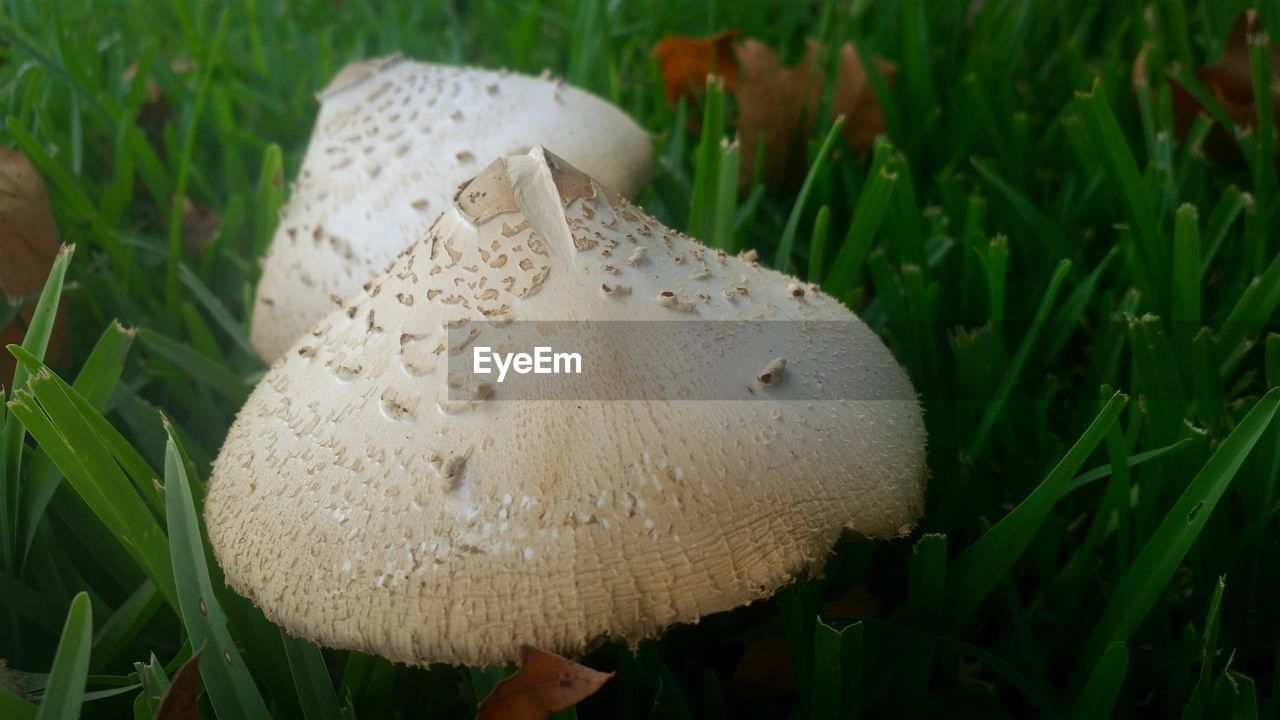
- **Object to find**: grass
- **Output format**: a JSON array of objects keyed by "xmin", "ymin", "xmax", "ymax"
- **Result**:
[{"xmin": 2, "ymin": 0, "xmax": 1280, "ymax": 717}]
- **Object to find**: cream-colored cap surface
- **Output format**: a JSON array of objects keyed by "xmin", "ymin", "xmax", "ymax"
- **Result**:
[
  {"xmin": 249, "ymin": 55, "xmax": 653, "ymax": 362},
  {"xmin": 208, "ymin": 148, "xmax": 926, "ymax": 666}
]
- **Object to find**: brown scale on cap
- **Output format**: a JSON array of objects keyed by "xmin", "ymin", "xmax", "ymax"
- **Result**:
[{"xmin": 207, "ymin": 147, "xmax": 927, "ymax": 667}]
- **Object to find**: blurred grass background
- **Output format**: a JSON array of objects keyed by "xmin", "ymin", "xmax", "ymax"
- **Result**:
[{"xmin": 2, "ymin": 0, "xmax": 1280, "ymax": 717}]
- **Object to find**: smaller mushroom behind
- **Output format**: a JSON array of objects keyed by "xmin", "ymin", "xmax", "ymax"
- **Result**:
[
  {"xmin": 250, "ymin": 55, "xmax": 653, "ymax": 362},
  {"xmin": 206, "ymin": 147, "xmax": 926, "ymax": 667}
]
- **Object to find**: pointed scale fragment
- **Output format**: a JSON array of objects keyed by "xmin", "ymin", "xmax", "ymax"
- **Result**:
[{"xmin": 250, "ymin": 56, "xmax": 652, "ymax": 361}]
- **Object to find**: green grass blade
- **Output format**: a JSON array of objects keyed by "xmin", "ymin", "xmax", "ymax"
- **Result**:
[
  {"xmin": 688, "ymin": 77, "xmax": 725, "ymax": 243},
  {"xmin": 281, "ymin": 629, "xmax": 342, "ymax": 720},
  {"xmin": 0, "ymin": 569, "xmax": 63, "ymax": 632},
  {"xmin": 134, "ymin": 652, "xmax": 170, "ymax": 716},
  {"xmin": 1216, "ymin": 251, "xmax": 1280, "ymax": 376},
  {"xmin": 13, "ymin": 346, "xmax": 162, "ymax": 516},
  {"xmin": 0, "ymin": 691, "xmax": 37, "ymax": 720},
  {"xmin": 811, "ymin": 619, "xmax": 862, "ymax": 720},
  {"xmin": 5, "ymin": 353, "xmax": 177, "ymax": 610},
  {"xmin": 165, "ymin": 8, "xmax": 229, "ymax": 306},
  {"xmin": 1249, "ymin": 35, "xmax": 1275, "ymax": 261},
  {"xmin": 774, "ymin": 117, "xmax": 845, "ymax": 270},
  {"xmin": 807, "ymin": 205, "xmax": 831, "ymax": 283},
  {"xmin": 1183, "ymin": 577, "xmax": 1227, "ymax": 720},
  {"xmin": 861, "ymin": 619, "xmax": 1055, "ymax": 716},
  {"xmin": 969, "ymin": 259, "xmax": 1073, "ymax": 456},
  {"xmin": 90, "ymin": 581, "xmax": 163, "ymax": 671},
  {"xmin": 825, "ymin": 142, "xmax": 896, "ymax": 297},
  {"xmin": 253, "ymin": 143, "xmax": 285, "ymax": 259},
  {"xmin": 20, "ymin": 322, "xmax": 135, "ymax": 560},
  {"xmin": 137, "ymin": 328, "xmax": 250, "ymax": 403},
  {"xmin": 164, "ymin": 426, "xmax": 270, "ymax": 719},
  {"xmin": 1171, "ymin": 203, "xmax": 1201, "ymax": 353},
  {"xmin": 1077, "ymin": 389, "xmax": 1280, "ymax": 673},
  {"xmin": 1200, "ymin": 186, "xmax": 1245, "ymax": 276},
  {"xmin": 1070, "ymin": 641, "xmax": 1128, "ymax": 720},
  {"xmin": 970, "ymin": 157, "xmax": 1064, "ymax": 249},
  {"xmin": 949, "ymin": 391, "xmax": 1128, "ymax": 621},
  {"xmin": 3, "ymin": 245, "xmax": 73, "ymax": 567},
  {"xmin": 178, "ymin": 264, "xmax": 259, "ymax": 361},
  {"xmin": 35, "ymin": 591, "xmax": 91, "ymax": 720},
  {"xmin": 1076, "ymin": 83, "xmax": 1167, "ymax": 305},
  {"xmin": 908, "ymin": 533, "xmax": 947, "ymax": 622},
  {"xmin": 1066, "ymin": 438, "xmax": 1194, "ymax": 492}
]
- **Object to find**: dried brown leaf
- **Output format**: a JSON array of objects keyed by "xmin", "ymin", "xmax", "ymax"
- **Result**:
[
  {"xmin": 476, "ymin": 646, "xmax": 613, "ymax": 720},
  {"xmin": 0, "ymin": 147, "xmax": 64, "ymax": 382},
  {"xmin": 155, "ymin": 648, "xmax": 203, "ymax": 720},
  {"xmin": 651, "ymin": 32, "xmax": 893, "ymax": 188},
  {"xmin": 734, "ymin": 39, "xmax": 893, "ymax": 188},
  {"xmin": 1161, "ymin": 11, "xmax": 1280, "ymax": 164},
  {"xmin": 652, "ymin": 31, "xmax": 739, "ymax": 105}
]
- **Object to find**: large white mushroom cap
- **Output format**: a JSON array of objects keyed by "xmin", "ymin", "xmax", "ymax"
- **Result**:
[
  {"xmin": 250, "ymin": 55, "xmax": 653, "ymax": 362},
  {"xmin": 207, "ymin": 148, "xmax": 926, "ymax": 667}
]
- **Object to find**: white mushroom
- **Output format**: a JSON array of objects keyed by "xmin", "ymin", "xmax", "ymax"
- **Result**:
[
  {"xmin": 249, "ymin": 55, "xmax": 652, "ymax": 362},
  {"xmin": 206, "ymin": 147, "xmax": 926, "ymax": 667}
]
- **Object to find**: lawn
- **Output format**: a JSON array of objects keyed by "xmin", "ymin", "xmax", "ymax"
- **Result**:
[{"xmin": 2, "ymin": 0, "xmax": 1280, "ymax": 717}]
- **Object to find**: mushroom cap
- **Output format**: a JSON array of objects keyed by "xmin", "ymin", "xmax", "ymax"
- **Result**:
[
  {"xmin": 207, "ymin": 147, "xmax": 926, "ymax": 667},
  {"xmin": 249, "ymin": 55, "xmax": 653, "ymax": 362}
]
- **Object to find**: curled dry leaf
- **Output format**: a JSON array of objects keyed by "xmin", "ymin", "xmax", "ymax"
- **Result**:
[
  {"xmin": 0, "ymin": 147, "xmax": 64, "ymax": 383},
  {"xmin": 651, "ymin": 30, "xmax": 739, "ymax": 104},
  {"xmin": 653, "ymin": 33, "xmax": 894, "ymax": 188},
  {"xmin": 736, "ymin": 39, "xmax": 894, "ymax": 188},
  {"xmin": 155, "ymin": 648, "xmax": 204, "ymax": 720},
  {"xmin": 476, "ymin": 646, "xmax": 613, "ymax": 720},
  {"xmin": 1137, "ymin": 11, "xmax": 1280, "ymax": 164}
]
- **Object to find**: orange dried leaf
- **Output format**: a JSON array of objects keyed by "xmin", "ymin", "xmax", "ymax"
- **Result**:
[
  {"xmin": 476, "ymin": 646, "xmax": 613, "ymax": 720},
  {"xmin": 734, "ymin": 39, "xmax": 893, "ymax": 188},
  {"xmin": 1, "ymin": 146, "xmax": 64, "ymax": 383},
  {"xmin": 155, "ymin": 648, "xmax": 204, "ymax": 720},
  {"xmin": 652, "ymin": 31, "xmax": 739, "ymax": 105}
]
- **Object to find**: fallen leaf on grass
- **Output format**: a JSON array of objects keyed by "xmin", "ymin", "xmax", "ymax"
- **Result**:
[
  {"xmin": 652, "ymin": 30, "xmax": 739, "ymax": 104},
  {"xmin": 736, "ymin": 39, "xmax": 893, "ymax": 188},
  {"xmin": 476, "ymin": 646, "xmax": 613, "ymax": 720},
  {"xmin": 155, "ymin": 648, "xmax": 203, "ymax": 720},
  {"xmin": 1136, "ymin": 11, "xmax": 1280, "ymax": 164},
  {"xmin": 181, "ymin": 196, "xmax": 222, "ymax": 256},
  {"xmin": 653, "ymin": 33, "xmax": 894, "ymax": 188},
  {"xmin": 0, "ymin": 147, "xmax": 65, "ymax": 383}
]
